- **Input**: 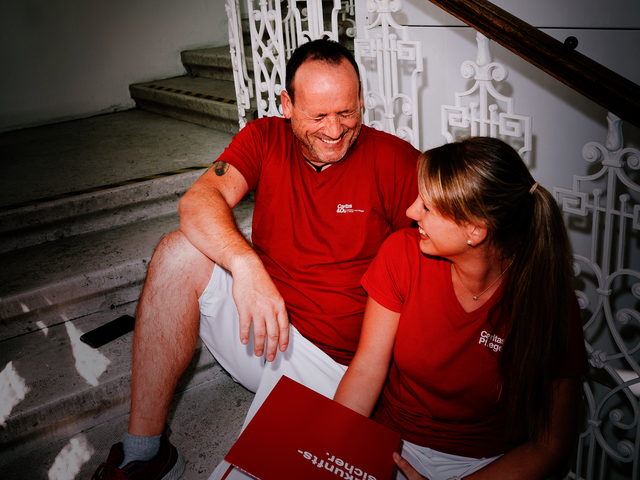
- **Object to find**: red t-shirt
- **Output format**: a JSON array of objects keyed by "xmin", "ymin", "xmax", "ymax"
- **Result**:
[
  {"xmin": 362, "ymin": 229, "xmax": 589, "ymax": 458},
  {"xmin": 219, "ymin": 117, "xmax": 420, "ymax": 364}
]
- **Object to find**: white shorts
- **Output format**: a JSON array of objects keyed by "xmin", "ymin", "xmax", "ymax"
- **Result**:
[
  {"xmin": 397, "ymin": 441, "xmax": 501, "ymax": 480},
  {"xmin": 198, "ymin": 265, "xmax": 348, "ymax": 480}
]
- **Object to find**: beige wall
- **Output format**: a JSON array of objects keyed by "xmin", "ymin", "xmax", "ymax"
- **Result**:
[{"xmin": 0, "ymin": 0, "xmax": 228, "ymax": 133}]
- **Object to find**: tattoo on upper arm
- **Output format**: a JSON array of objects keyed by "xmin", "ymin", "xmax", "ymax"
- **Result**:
[{"xmin": 212, "ymin": 161, "xmax": 230, "ymax": 176}]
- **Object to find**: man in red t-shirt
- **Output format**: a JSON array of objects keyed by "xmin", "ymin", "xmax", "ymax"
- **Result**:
[{"xmin": 91, "ymin": 39, "xmax": 420, "ymax": 480}]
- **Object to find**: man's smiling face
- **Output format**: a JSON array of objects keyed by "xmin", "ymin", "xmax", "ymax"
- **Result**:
[{"xmin": 281, "ymin": 58, "xmax": 363, "ymax": 167}]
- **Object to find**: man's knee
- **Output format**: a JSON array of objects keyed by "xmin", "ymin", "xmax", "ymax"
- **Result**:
[{"xmin": 146, "ymin": 230, "xmax": 215, "ymax": 297}]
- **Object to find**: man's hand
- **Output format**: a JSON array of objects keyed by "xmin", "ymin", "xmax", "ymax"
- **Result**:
[
  {"xmin": 179, "ymin": 161, "xmax": 289, "ymax": 362},
  {"xmin": 231, "ymin": 254, "xmax": 289, "ymax": 362},
  {"xmin": 393, "ymin": 453, "xmax": 429, "ymax": 480}
]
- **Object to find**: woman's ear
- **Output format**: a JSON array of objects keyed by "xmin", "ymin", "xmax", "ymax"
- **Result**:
[{"xmin": 467, "ymin": 223, "xmax": 487, "ymax": 246}]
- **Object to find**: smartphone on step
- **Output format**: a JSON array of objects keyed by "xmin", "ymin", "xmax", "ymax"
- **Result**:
[{"xmin": 80, "ymin": 315, "xmax": 135, "ymax": 348}]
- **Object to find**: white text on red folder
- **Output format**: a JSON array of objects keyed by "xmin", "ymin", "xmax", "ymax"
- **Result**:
[{"xmin": 298, "ymin": 451, "xmax": 377, "ymax": 479}]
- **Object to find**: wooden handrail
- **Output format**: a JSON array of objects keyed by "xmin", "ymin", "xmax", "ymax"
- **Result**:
[{"xmin": 428, "ymin": 0, "xmax": 640, "ymax": 128}]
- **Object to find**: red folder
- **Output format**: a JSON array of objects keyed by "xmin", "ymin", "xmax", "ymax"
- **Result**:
[{"xmin": 224, "ymin": 375, "xmax": 402, "ymax": 480}]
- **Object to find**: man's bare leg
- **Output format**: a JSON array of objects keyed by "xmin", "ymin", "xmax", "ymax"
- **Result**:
[{"xmin": 128, "ymin": 230, "xmax": 215, "ymax": 437}]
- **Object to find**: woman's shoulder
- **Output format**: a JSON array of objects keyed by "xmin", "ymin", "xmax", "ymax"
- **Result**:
[
  {"xmin": 379, "ymin": 229, "xmax": 444, "ymax": 267},
  {"xmin": 379, "ymin": 228, "xmax": 421, "ymax": 254},
  {"xmin": 387, "ymin": 227, "xmax": 420, "ymax": 243},
  {"xmin": 379, "ymin": 229, "xmax": 451, "ymax": 275}
]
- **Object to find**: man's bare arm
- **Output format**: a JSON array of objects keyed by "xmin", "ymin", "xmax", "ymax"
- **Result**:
[{"xmin": 178, "ymin": 161, "xmax": 289, "ymax": 361}]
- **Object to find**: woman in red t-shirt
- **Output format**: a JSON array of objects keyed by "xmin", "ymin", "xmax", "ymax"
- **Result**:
[{"xmin": 334, "ymin": 137, "xmax": 587, "ymax": 480}]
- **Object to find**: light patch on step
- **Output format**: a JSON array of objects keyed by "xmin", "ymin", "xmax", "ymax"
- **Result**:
[
  {"xmin": 0, "ymin": 361, "xmax": 31, "ymax": 426},
  {"xmin": 36, "ymin": 321, "xmax": 49, "ymax": 336},
  {"xmin": 48, "ymin": 434, "xmax": 94, "ymax": 480},
  {"xmin": 65, "ymin": 322, "xmax": 110, "ymax": 386},
  {"xmin": 20, "ymin": 302, "xmax": 30, "ymax": 313}
]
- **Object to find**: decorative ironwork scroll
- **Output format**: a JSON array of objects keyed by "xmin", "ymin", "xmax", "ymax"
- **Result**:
[
  {"xmin": 245, "ymin": 0, "xmax": 288, "ymax": 118},
  {"xmin": 354, "ymin": 0, "xmax": 423, "ymax": 150},
  {"xmin": 281, "ymin": 1, "xmax": 303, "ymax": 61},
  {"xmin": 340, "ymin": 0, "xmax": 356, "ymax": 40},
  {"xmin": 554, "ymin": 113, "xmax": 640, "ymax": 480},
  {"xmin": 442, "ymin": 32, "xmax": 532, "ymax": 159},
  {"xmin": 225, "ymin": 0, "xmax": 351, "ymax": 121},
  {"xmin": 225, "ymin": 1, "xmax": 404, "ymax": 133},
  {"xmin": 225, "ymin": 0, "xmax": 254, "ymax": 130},
  {"xmin": 287, "ymin": 0, "xmax": 341, "ymax": 46}
]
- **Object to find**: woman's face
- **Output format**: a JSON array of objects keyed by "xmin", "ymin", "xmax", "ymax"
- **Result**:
[{"xmin": 406, "ymin": 195, "xmax": 471, "ymax": 259}]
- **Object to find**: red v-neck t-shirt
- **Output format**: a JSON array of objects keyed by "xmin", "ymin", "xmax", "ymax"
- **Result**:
[
  {"xmin": 362, "ymin": 228, "xmax": 589, "ymax": 458},
  {"xmin": 219, "ymin": 117, "xmax": 420, "ymax": 364}
]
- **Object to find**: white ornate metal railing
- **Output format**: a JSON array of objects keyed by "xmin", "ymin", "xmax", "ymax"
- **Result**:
[
  {"xmin": 225, "ymin": 0, "xmax": 346, "ymax": 123},
  {"xmin": 438, "ymin": 13, "xmax": 639, "ymax": 480},
  {"xmin": 280, "ymin": 0, "xmax": 356, "ymax": 68},
  {"xmin": 442, "ymin": 27, "xmax": 640, "ymax": 479},
  {"xmin": 554, "ymin": 113, "xmax": 640, "ymax": 480},
  {"xmin": 225, "ymin": 0, "xmax": 254, "ymax": 130},
  {"xmin": 225, "ymin": 4, "xmax": 640, "ymax": 479},
  {"xmin": 340, "ymin": 0, "xmax": 356, "ymax": 39},
  {"xmin": 442, "ymin": 31, "xmax": 532, "ymax": 160},
  {"xmin": 354, "ymin": 0, "xmax": 423, "ymax": 149},
  {"xmin": 288, "ymin": 0, "xmax": 342, "ymax": 45},
  {"xmin": 246, "ymin": 0, "xmax": 289, "ymax": 118},
  {"xmin": 225, "ymin": 0, "xmax": 422, "ymax": 149}
]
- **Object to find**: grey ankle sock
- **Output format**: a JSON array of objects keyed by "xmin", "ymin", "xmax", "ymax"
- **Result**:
[{"xmin": 119, "ymin": 433, "xmax": 162, "ymax": 468}]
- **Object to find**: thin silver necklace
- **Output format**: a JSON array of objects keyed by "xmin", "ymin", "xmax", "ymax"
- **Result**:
[{"xmin": 451, "ymin": 259, "xmax": 514, "ymax": 301}]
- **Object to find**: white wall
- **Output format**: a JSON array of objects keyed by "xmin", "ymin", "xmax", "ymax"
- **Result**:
[{"xmin": 0, "ymin": 0, "xmax": 229, "ymax": 133}]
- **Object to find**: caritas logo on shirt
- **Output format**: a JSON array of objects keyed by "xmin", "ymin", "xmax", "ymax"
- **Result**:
[
  {"xmin": 336, "ymin": 204, "xmax": 364, "ymax": 213},
  {"xmin": 479, "ymin": 331, "xmax": 504, "ymax": 352}
]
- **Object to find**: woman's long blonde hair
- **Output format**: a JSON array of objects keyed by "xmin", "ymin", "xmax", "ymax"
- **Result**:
[{"xmin": 418, "ymin": 137, "xmax": 574, "ymax": 442}]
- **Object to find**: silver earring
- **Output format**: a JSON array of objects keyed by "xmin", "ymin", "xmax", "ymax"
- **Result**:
[{"xmin": 467, "ymin": 240, "xmax": 472, "ymax": 246}]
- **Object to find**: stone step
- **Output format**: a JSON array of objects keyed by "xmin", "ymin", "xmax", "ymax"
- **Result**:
[
  {"xmin": 0, "ymin": 213, "xmax": 179, "ymax": 342},
  {"xmin": 130, "ymin": 76, "xmax": 256, "ymax": 134},
  {"xmin": 0, "ymin": 303, "xmax": 225, "ymax": 464},
  {"xmin": 1, "ymin": 361, "xmax": 253, "ymax": 480},
  {"xmin": 181, "ymin": 45, "xmax": 254, "ymax": 82},
  {"xmin": 0, "ymin": 167, "xmax": 208, "ymax": 255},
  {"xmin": 0, "ymin": 193, "xmax": 254, "ymax": 462},
  {"xmin": 0, "ymin": 195, "xmax": 254, "ymax": 342}
]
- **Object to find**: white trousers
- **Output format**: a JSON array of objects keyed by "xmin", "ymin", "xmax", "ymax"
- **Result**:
[{"xmin": 198, "ymin": 265, "xmax": 500, "ymax": 480}]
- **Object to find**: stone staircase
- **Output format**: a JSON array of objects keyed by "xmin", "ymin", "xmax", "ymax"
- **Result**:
[
  {"xmin": 130, "ymin": 45, "xmax": 257, "ymax": 134},
  {"xmin": 0, "ymin": 45, "xmax": 257, "ymax": 479}
]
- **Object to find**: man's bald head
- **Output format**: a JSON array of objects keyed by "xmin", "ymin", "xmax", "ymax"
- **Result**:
[{"xmin": 285, "ymin": 39, "xmax": 360, "ymax": 105}]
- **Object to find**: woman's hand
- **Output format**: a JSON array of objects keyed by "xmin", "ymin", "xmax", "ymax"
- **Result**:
[{"xmin": 393, "ymin": 452, "xmax": 430, "ymax": 480}]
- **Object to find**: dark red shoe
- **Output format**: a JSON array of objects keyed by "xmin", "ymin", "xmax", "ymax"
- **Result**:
[{"xmin": 91, "ymin": 433, "xmax": 185, "ymax": 480}]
